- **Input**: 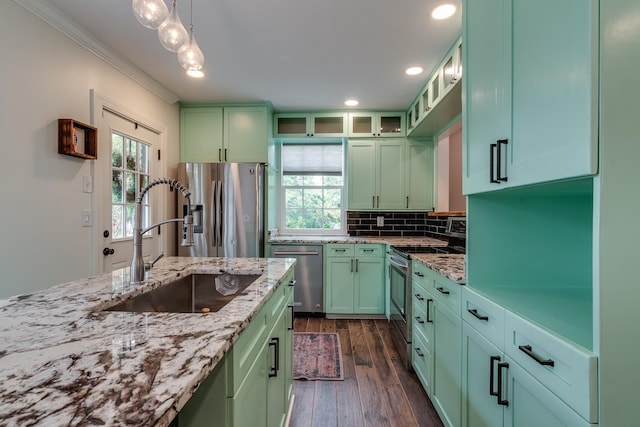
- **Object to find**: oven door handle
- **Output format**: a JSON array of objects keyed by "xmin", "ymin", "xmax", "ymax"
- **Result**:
[{"xmin": 387, "ymin": 255, "xmax": 409, "ymax": 270}]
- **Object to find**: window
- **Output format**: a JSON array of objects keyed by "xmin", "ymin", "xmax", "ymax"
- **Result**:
[
  {"xmin": 111, "ymin": 132, "xmax": 151, "ymax": 240},
  {"xmin": 281, "ymin": 142, "xmax": 344, "ymax": 234}
]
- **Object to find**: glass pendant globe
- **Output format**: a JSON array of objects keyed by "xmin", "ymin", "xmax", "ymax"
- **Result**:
[
  {"xmin": 132, "ymin": 0, "xmax": 169, "ymax": 29},
  {"xmin": 157, "ymin": 0, "xmax": 188, "ymax": 52},
  {"xmin": 178, "ymin": 30, "xmax": 205, "ymax": 72}
]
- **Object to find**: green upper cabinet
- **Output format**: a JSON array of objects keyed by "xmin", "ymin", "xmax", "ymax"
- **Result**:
[
  {"xmin": 348, "ymin": 112, "xmax": 406, "ymax": 138},
  {"xmin": 180, "ymin": 106, "xmax": 224, "ymax": 163},
  {"xmin": 462, "ymin": 0, "xmax": 598, "ymax": 195},
  {"xmin": 348, "ymin": 139, "xmax": 406, "ymax": 210},
  {"xmin": 348, "ymin": 138, "xmax": 433, "ymax": 211},
  {"xmin": 180, "ymin": 105, "xmax": 270, "ymax": 163},
  {"xmin": 274, "ymin": 112, "xmax": 347, "ymax": 137},
  {"xmin": 406, "ymin": 140, "xmax": 434, "ymax": 210},
  {"xmin": 224, "ymin": 106, "xmax": 270, "ymax": 163}
]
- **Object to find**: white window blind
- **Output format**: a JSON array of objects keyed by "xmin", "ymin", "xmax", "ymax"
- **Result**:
[{"xmin": 282, "ymin": 143, "xmax": 343, "ymax": 175}]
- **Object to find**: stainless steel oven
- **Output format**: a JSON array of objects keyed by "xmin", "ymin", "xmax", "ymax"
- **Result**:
[{"xmin": 387, "ymin": 247, "xmax": 412, "ymax": 369}]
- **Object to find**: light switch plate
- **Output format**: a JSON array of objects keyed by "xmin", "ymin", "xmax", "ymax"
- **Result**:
[
  {"xmin": 82, "ymin": 209, "xmax": 92, "ymax": 227},
  {"xmin": 377, "ymin": 216, "xmax": 384, "ymax": 227},
  {"xmin": 83, "ymin": 175, "xmax": 93, "ymax": 193}
]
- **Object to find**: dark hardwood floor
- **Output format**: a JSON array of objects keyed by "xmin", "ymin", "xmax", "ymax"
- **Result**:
[{"xmin": 290, "ymin": 317, "xmax": 444, "ymax": 427}]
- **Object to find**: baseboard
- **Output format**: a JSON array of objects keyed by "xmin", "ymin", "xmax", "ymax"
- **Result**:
[
  {"xmin": 284, "ymin": 394, "xmax": 295, "ymax": 427},
  {"xmin": 324, "ymin": 314, "xmax": 387, "ymax": 320}
]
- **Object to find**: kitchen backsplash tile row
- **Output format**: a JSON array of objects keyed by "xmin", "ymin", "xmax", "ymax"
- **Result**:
[{"xmin": 347, "ymin": 211, "xmax": 444, "ymax": 237}]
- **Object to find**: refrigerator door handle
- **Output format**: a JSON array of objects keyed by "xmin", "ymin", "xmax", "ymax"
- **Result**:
[
  {"xmin": 216, "ymin": 180, "xmax": 223, "ymax": 249},
  {"xmin": 212, "ymin": 180, "xmax": 221, "ymax": 248}
]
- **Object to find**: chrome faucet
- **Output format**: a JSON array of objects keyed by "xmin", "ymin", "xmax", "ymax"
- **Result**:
[{"xmin": 130, "ymin": 178, "xmax": 195, "ymax": 285}]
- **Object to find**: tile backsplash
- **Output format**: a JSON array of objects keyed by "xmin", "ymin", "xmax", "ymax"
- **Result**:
[{"xmin": 347, "ymin": 211, "xmax": 444, "ymax": 237}]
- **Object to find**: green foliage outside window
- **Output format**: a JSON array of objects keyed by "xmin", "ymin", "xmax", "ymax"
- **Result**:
[{"xmin": 283, "ymin": 175, "xmax": 343, "ymax": 230}]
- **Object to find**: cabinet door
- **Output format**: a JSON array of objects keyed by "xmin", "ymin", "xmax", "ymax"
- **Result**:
[
  {"xmin": 377, "ymin": 140, "xmax": 406, "ymax": 209},
  {"xmin": 461, "ymin": 323, "xmax": 504, "ymax": 427},
  {"xmin": 274, "ymin": 114, "xmax": 309, "ymax": 137},
  {"xmin": 354, "ymin": 257, "xmax": 385, "ymax": 314},
  {"xmin": 348, "ymin": 140, "xmax": 377, "ymax": 209},
  {"xmin": 325, "ymin": 258, "xmax": 354, "ymax": 313},
  {"xmin": 267, "ymin": 307, "xmax": 288, "ymax": 427},
  {"xmin": 284, "ymin": 290, "xmax": 294, "ymax": 402},
  {"xmin": 348, "ymin": 112, "xmax": 376, "ymax": 137},
  {"xmin": 311, "ymin": 113, "xmax": 347, "ymax": 137},
  {"xmin": 462, "ymin": 0, "xmax": 511, "ymax": 195},
  {"xmin": 432, "ymin": 302, "xmax": 462, "ymax": 427},
  {"xmin": 509, "ymin": 0, "xmax": 598, "ymax": 186},
  {"xmin": 378, "ymin": 113, "xmax": 406, "ymax": 137},
  {"xmin": 179, "ymin": 354, "xmax": 228, "ymax": 427},
  {"xmin": 224, "ymin": 106, "xmax": 268, "ymax": 163},
  {"xmin": 406, "ymin": 140, "xmax": 434, "ymax": 210},
  {"xmin": 180, "ymin": 107, "xmax": 224, "ymax": 162},
  {"xmin": 504, "ymin": 357, "xmax": 592, "ymax": 427},
  {"xmin": 229, "ymin": 343, "xmax": 268, "ymax": 427}
]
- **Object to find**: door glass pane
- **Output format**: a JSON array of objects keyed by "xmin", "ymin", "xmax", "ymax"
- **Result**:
[
  {"xmin": 277, "ymin": 117, "xmax": 307, "ymax": 134},
  {"xmin": 423, "ymin": 88, "xmax": 431, "ymax": 112},
  {"xmin": 111, "ymin": 131, "xmax": 151, "ymax": 240},
  {"xmin": 432, "ymin": 75, "xmax": 440, "ymax": 100},
  {"xmin": 444, "ymin": 56, "xmax": 455, "ymax": 85},
  {"xmin": 314, "ymin": 116, "xmax": 344, "ymax": 134}
]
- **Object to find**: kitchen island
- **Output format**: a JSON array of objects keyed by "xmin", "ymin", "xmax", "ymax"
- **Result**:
[{"xmin": 0, "ymin": 257, "xmax": 295, "ymax": 426}]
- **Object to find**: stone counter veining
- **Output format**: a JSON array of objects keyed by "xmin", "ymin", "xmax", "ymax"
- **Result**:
[
  {"xmin": 0, "ymin": 257, "xmax": 295, "ymax": 427},
  {"xmin": 411, "ymin": 253, "xmax": 466, "ymax": 284},
  {"xmin": 270, "ymin": 235, "xmax": 448, "ymax": 247}
]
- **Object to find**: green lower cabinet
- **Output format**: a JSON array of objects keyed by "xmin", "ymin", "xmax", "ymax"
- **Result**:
[
  {"xmin": 179, "ymin": 353, "xmax": 229, "ymax": 427},
  {"xmin": 432, "ymin": 301, "xmax": 462, "ymax": 427},
  {"xmin": 230, "ymin": 342, "xmax": 269, "ymax": 427},
  {"xmin": 325, "ymin": 244, "xmax": 385, "ymax": 314},
  {"xmin": 178, "ymin": 274, "xmax": 294, "ymax": 427},
  {"xmin": 462, "ymin": 322, "xmax": 505, "ymax": 427}
]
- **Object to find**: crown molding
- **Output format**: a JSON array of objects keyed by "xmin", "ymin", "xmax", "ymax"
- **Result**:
[{"xmin": 13, "ymin": 0, "xmax": 180, "ymax": 104}]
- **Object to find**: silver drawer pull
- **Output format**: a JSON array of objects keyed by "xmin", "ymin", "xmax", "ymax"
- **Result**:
[{"xmin": 518, "ymin": 345, "xmax": 555, "ymax": 367}]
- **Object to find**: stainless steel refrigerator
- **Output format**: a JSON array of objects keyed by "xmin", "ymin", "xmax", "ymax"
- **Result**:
[{"xmin": 177, "ymin": 163, "xmax": 264, "ymax": 258}]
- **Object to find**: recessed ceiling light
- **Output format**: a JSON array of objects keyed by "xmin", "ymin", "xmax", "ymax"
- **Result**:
[
  {"xmin": 345, "ymin": 99, "xmax": 359, "ymax": 107},
  {"xmin": 405, "ymin": 66, "xmax": 424, "ymax": 76},
  {"xmin": 187, "ymin": 69, "xmax": 205, "ymax": 78},
  {"xmin": 432, "ymin": 4, "xmax": 456, "ymax": 20}
]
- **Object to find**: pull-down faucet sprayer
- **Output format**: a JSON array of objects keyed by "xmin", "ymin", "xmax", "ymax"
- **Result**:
[{"xmin": 130, "ymin": 178, "xmax": 194, "ymax": 285}]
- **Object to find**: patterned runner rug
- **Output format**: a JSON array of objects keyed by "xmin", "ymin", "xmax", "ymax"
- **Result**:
[{"xmin": 293, "ymin": 332, "xmax": 344, "ymax": 381}]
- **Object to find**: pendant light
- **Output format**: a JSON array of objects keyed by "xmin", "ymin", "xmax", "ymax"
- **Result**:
[
  {"xmin": 177, "ymin": 0, "xmax": 205, "ymax": 77},
  {"xmin": 157, "ymin": 0, "xmax": 188, "ymax": 53},
  {"xmin": 132, "ymin": 0, "xmax": 169, "ymax": 29}
]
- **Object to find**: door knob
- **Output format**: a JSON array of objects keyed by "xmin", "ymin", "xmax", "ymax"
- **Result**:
[{"xmin": 103, "ymin": 247, "xmax": 115, "ymax": 256}]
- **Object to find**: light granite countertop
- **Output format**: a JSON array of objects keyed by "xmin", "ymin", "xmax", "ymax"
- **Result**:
[
  {"xmin": 411, "ymin": 253, "xmax": 466, "ymax": 284},
  {"xmin": 0, "ymin": 257, "xmax": 295, "ymax": 426},
  {"xmin": 270, "ymin": 235, "xmax": 448, "ymax": 247}
]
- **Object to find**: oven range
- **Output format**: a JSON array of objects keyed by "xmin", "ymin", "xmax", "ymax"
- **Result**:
[{"xmin": 387, "ymin": 245, "xmax": 440, "ymax": 370}]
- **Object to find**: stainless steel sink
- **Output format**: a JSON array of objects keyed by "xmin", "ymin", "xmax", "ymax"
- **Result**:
[{"xmin": 104, "ymin": 274, "xmax": 261, "ymax": 313}]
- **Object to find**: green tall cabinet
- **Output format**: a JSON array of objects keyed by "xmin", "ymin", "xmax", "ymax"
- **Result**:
[{"xmin": 463, "ymin": 0, "xmax": 598, "ymax": 195}]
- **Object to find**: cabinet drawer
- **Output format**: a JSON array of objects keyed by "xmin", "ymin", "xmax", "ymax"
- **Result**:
[
  {"xmin": 504, "ymin": 311, "xmax": 598, "ymax": 423},
  {"xmin": 412, "ymin": 262, "xmax": 433, "ymax": 290},
  {"xmin": 412, "ymin": 301, "xmax": 433, "ymax": 352},
  {"xmin": 461, "ymin": 287, "xmax": 505, "ymax": 348},
  {"xmin": 412, "ymin": 279, "xmax": 432, "ymax": 314},
  {"xmin": 326, "ymin": 244, "xmax": 354, "ymax": 257},
  {"xmin": 355, "ymin": 244, "xmax": 384, "ymax": 257},
  {"xmin": 228, "ymin": 303, "xmax": 270, "ymax": 394},
  {"xmin": 432, "ymin": 274, "xmax": 462, "ymax": 314},
  {"xmin": 412, "ymin": 325, "xmax": 433, "ymax": 393}
]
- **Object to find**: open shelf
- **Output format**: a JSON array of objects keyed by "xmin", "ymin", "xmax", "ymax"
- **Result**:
[{"xmin": 58, "ymin": 118, "xmax": 97, "ymax": 159}]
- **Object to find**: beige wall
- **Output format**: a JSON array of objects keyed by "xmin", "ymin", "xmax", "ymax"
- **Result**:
[
  {"xmin": 437, "ymin": 120, "xmax": 465, "ymax": 211},
  {"xmin": 0, "ymin": 2, "xmax": 180, "ymax": 298}
]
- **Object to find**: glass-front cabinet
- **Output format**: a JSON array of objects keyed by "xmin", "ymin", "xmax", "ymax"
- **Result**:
[
  {"xmin": 274, "ymin": 113, "xmax": 347, "ymax": 137},
  {"xmin": 347, "ymin": 112, "xmax": 405, "ymax": 138}
]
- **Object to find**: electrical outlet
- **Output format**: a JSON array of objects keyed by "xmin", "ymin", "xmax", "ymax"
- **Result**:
[
  {"xmin": 83, "ymin": 175, "xmax": 93, "ymax": 193},
  {"xmin": 377, "ymin": 216, "xmax": 384, "ymax": 227},
  {"xmin": 82, "ymin": 209, "xmax": 92, "ymax": 227}
]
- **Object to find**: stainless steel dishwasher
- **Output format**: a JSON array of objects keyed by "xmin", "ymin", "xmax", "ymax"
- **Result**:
[{"xmin": 272, "ymin": 244, "xmax": 323, "ymax": 314}]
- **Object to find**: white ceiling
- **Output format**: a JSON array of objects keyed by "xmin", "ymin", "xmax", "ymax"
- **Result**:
[{"xmin": 44, "ymin": 0, "xmax": 462, "ymax": 111}]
